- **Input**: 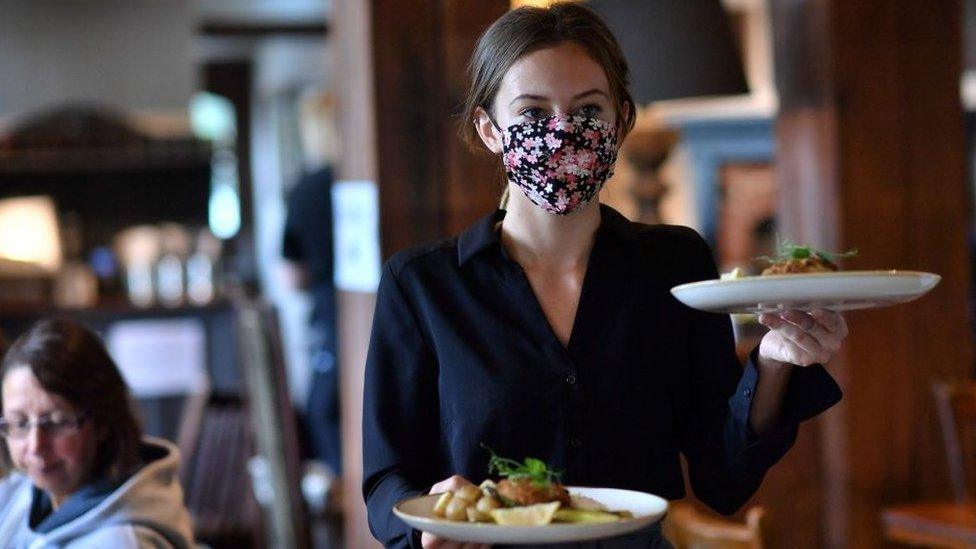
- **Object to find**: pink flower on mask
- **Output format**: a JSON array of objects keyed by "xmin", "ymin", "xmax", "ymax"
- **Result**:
[
  {"xmin": 501, "ymin": 113, "xmax": 617, "ymax": 215},
  {"xmin": 544, "ymin": 133, "xmax": 562, "ymax": 149}
]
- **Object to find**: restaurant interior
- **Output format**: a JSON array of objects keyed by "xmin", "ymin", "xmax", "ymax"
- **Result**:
[{"xmin": 0, "ymin": 0, "xmax": 975, "ymax": 547}]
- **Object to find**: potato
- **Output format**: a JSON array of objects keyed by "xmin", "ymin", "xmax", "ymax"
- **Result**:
[
  {"xmin": 569, "ymin": 494, "xmax": 607, "ymax": 512},
  {"xmin": 445, "ymin": 496, "xmax": 471, "ymax": 521},
  {"xmin": 432, "ymin": 492, "xmax": 453, "ymax": 517},
  {"xmin": 466, "ymin": 507, "xmax": 492, "ymax": 523},
  {"xmin": 454, "ymin": 484, "xmax": 481, "ymax": 502},
  {"xmin": 476, "ymin": 495, "xmax": 501, "ymax": 513}
]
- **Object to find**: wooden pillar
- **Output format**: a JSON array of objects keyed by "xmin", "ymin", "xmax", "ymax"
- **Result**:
[
  {"xmin": 372, "ymin": 0, "xmax": 508, "ymax": 255},
  {"xmin": 332, "ymin": 2, "xmax": 508, "ymax": 548},
  {"xmin": 771, "ymin": 1, "xmax": 972, "ymax": 546},
  {"xmin": 332, "ymin": 1, "xmax": 379, "ymax": 547}
]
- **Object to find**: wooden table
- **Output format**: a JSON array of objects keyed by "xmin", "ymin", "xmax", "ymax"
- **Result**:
[{"xmin": 882, "ymin": 502, "xmax": 976, "ymax": 548}]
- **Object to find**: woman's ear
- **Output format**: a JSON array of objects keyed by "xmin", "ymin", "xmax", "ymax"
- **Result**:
[
  {"xmin": 617, "ymin": 100, "xmax": 632, "ymax": 141},
  {"xmin": 474, "ymin": 106, "xmax": 504, "ymax": 154}
]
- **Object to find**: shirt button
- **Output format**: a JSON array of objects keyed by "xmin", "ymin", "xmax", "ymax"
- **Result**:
[
  {"xmin": 570, "ymin": 437, "xmax": 583, "ymax": 448},
  {"xmin": 744, "ymin": 388, "xmax": 753, "ymax": 398},
  {"xmin": 565, "ymin": 373, "xmax": 577, "ymax": 385}
]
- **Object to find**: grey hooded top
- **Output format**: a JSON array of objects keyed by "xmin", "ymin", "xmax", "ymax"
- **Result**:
[{"xmin": 0, "ymin": 436, "xmax": 195, "ymax": 548}]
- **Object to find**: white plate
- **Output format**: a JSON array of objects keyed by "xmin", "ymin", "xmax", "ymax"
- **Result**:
[
  {"xmin": 670, "ymin": 270, "xmax": 940, "ymax": 314},
  {"xmin": 393, "ymin": 486, "xmax": 668, "ymax": 545}
]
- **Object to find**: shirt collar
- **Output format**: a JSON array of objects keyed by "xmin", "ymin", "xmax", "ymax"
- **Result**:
[
  {"xmin": 456, "ymin": 204, "xmax": 638, "ymax": 267},
  {"xmin": 457, "ymin": 208, "xmax": 506, "ymax": 266}
]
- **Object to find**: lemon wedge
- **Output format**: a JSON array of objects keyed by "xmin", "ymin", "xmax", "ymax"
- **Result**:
[
  {"xmin": 553, "ymin": 509, "xmax": 621, "ymax": 523},
  {"xmin": 720, "ymin": 267, "xmax": 745, "ymax": 281},
  {"xmin": 489, "ymin": 502, "xmax": 561, "ymax": 526}
]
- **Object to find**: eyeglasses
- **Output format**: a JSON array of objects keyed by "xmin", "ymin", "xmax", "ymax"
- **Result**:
[{"xmin": 0, "ymin": 413, "xmax": 88, "ymax": 440}]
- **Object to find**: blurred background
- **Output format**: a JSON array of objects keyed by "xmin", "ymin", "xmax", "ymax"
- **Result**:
[{"xmin": 0, "ymin": 0, "xmax": 974, "ymax": 547}]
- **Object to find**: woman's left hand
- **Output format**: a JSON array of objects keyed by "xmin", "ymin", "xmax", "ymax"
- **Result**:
[{"xmin": 757, "ymin": 309, "xmax": 848, "ymax": 367}]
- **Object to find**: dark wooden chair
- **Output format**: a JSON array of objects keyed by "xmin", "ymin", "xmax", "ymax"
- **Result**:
[
  {"xmin": 932, "ymin": 380, "xmax": 976, "ymax": 502},
  {"xmin": 663, "ymin": 502, "xmax": 767, "ymax": 549},
  {"xmin": 236, "ymin": 302, "xmax": 311, "ymax": 549},
  {"xmin": 880, "ymin": 380, "xmax": 976, "ymax": 547}
]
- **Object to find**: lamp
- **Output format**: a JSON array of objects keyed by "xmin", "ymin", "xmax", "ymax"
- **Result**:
[
  {"xmin": 587, "ymin": 0, "xmax": 749, "ymax": 104},
  {"xmin": 0, "ymin": 195, "xmax": 62, "ymax": 275}
]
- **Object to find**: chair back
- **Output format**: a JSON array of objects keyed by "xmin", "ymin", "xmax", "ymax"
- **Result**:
[
  {"xmin": 932, "ymin": 380, "xmax": 976, "ymax": 502},
  {"xmin": 663, "ymin": 502, "xmax": 767, "ymax": 549},
  {"xmin": 237, "ymin": 302, "xmax": 311, "ymax": 549}
]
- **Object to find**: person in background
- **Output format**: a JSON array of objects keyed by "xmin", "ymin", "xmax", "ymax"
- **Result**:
[
  {"xmin": 0, "ymin": 330, "xmax": 7, "ymax": 478},
  {"xmin": 0, "ymin": 318, "xmax": 194, "ymax": 548},
  {"xmin": 362, "ymin": 4, "xmax": 847, "ymax": 548},
  {"xmin": 282, "ymin": 90, "xmax": 344, "ymax": 493}
]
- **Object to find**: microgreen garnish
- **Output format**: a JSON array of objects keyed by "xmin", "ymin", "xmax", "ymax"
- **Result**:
[
  {"xmin": 755, "ymin": 237, "xmax": 858, "ymax": 265},
  {"xmin": 482, "ymin": 444, "xmax": 563, "ymax": 486}
]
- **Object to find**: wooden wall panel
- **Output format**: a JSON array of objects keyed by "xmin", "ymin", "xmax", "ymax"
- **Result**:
[
  {"xmin": 772, "ymin": 1, "xmax": 972, "ymax": 546},
  {"xmin": 372, "ymin": 0, "xmax": 447, "ymax": 255},
  {"xmin": 372, "ymin": 1, "xmax": 508, "ymax": 256},
  {"xmin": 334, "ymin": 2, "xmax": 508, "ymax": 548},
  {"xmin": 440, "ymin": 2, "xmax": 509, "ymax": 236},
  {"xmin": 741, "ymin": 421, "xmax": 827, "ymax": 549}
]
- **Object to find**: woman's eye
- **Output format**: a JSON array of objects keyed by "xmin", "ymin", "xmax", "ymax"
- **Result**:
[
  {"xmin": 520, "ymin": 107, "xmax": 546, "ymax": 120},
  {"xmin": 577, "ymin": 104, "xmax": 603, "ymax": 117}
]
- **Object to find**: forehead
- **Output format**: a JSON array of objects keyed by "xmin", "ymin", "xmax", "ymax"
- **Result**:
[
  {"xmin": 498, "ymin": 41, "xmax": 610, "ymax": 101},
  {"xmin": 2, "ymin": 366, "xmax": 72, "ymax": 414}
]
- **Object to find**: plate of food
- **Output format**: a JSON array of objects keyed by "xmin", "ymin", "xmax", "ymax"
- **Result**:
[
  {"xmin": 393, "ymin": 449, "xmax": 668, "ymax": 544},
  {"xmin": 670, "ymin": 242, "xmax": 940, "ymax": 314}
]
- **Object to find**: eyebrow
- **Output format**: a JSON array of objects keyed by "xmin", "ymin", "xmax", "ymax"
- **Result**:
[{"xmin": 508, "ymin": 89, "xmax": 610, "ymax": 106}]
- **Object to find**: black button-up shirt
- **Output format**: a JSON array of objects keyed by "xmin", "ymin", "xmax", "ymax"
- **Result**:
[{"xmin": 362, "ymin": 205, "xmax": 842, "ymax": 548}]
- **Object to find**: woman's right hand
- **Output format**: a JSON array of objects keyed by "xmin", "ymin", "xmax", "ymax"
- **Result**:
[{"xmin": 420, "ymin": 475, "xmax": 491, "ymax": 549}]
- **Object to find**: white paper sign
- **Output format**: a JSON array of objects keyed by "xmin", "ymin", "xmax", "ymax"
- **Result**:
[
  {"xmin": 107, "ymin": 319, "xmax": 208, "ymax": 397},
  {"xmin": 332, "ymin": 179, "xmax": 381, "ymax": 292}
]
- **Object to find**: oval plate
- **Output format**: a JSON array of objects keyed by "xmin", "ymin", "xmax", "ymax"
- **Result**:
[
  {"xmin": 393, "ymin": 486, "xmax": 668, "ymax": 545},
  {"xmin": 670, "ymin": 270, "xmax": 941, "ymax": 314}
]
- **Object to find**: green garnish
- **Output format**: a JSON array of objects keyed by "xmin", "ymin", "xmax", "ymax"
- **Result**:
[
  {"xmin": 482, "ymin": 444, "xmax": 563, "ymax": 486},
  {"xmin": 755, "ymin": 237, "xmax": 858, "ymax": 265}
]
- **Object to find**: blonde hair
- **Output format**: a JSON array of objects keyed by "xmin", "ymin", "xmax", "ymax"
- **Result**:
[{"xmin": 299, "ymin": 88, "xmax": 340, "ymax": 167}]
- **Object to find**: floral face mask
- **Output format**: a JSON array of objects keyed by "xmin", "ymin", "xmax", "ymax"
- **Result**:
[{"xmin": 496, "ymin": 114, "xmax": 618, "ymax": 215}]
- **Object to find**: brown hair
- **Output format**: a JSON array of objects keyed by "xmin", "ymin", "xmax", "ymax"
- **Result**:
[
  {"xmin": 0, "ymin": 318, "xmax": 142, "ymax": 479},
  {"xmin": 459, "ymin": 2, "xmax": 637, "ymax": 150}
]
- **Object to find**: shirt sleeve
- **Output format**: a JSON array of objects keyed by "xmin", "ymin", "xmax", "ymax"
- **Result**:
[
  {"xmin": 362, "ymin": 261, "xmax": 442, "ymax": 548},
  {"xmin": 677, "ymin": 231, "xmax": 842, "ymax": 515}
]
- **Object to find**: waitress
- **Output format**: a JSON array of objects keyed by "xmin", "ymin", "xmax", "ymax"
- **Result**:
[{"xmin": 362, "ymin": 3, "xmax": 847, "ymax": 548}]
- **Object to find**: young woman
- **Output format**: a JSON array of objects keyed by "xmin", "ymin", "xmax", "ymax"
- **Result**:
[
  {"xmin": 362, "ymin": 4, "xmax": 847, "ymax": 548},
  {"xmin": 0, "ymin": 319, "xmax": 195, "ymax": 548}
]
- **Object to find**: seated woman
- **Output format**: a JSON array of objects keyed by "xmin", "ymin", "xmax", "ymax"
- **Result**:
[{"xmin": 0, "ymin": 318, "xmax": 195, "ymax": 548}]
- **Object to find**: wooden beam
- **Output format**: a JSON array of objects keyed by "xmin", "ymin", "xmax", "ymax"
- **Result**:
[{"xmin": 198, "ymin": 22, "xmax": 328, "ymax": 38}]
